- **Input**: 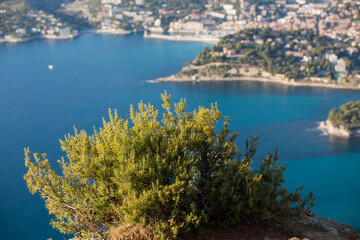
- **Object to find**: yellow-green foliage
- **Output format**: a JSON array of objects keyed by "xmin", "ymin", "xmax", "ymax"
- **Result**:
[{"xmin": 24, "ymin": 92, "xmax": 315, "ymax": 240}]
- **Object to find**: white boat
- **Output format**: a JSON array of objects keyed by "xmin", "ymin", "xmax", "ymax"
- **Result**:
[{"xmin": 48, "ymin": 65, "xmax": 53, "ymax": 70}]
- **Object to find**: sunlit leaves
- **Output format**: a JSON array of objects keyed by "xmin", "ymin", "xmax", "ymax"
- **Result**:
[{"xmin": 24, "ymin": 92, "xmax": 315, "ymax": 239}]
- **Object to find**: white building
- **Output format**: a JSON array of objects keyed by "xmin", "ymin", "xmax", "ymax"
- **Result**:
[
  {"xmin": 325, "ymin": 50, "xmax": 339, "ymax": 64},
  {"xmin": 133, "ymin": 15, "xmax": 145, "ymax": 21},
  {"xmin": 101, "ymin": 21, "xmax": 111, "ymax": 29},
  {"xmin": 335, "ymin": 59, "xmax": 347, "ymax": 74},
  {"xmin": 135, "ymin": 0, "xmax": 145, "ymax": 5},
  {"xmin": 109, "ymin": 8, "xmax": 122, "ymax": 17},
  {"xmin": 296, "ymin": 0, "xmax": 306, "ymax": 5},
  {"xmin": 303, "ymin": 55, "xmax": 312, "ymax": 63},
  {"xmin": 144, "ymin": 16, "xmax": 155, "ymax": 24},
  {"xmin": 101, "ymin": 0, "xmax": 121, "ymax": 5},
  {"xmin": 328, "ymin": 54, "xmax": 338, "ymax": 64},
  {"xmin": 123, "ymin": 11, "xmax": 137, "ymax": 17},
  {"xmin": 46, "ymin": 29, "xmax": 55, "ymax": 35},
  {"xmin": 206, "ymin": 11, "xmax": 225, "ymax": 19},
  {"xmin": 236, "ymin": 20, "xmax": 247, "ymax": 26},
  {"xmin": 223, "ymin": 4, "xmax": 234, "ymax": 11},
  {"xmin": 59, "ymin": 27, "xmax": 71, "ymax": 36},
  {"xmin": 226, "ymin": 9, "xmax": 237, "ymax": 15},
  {"xmin": 170, "ymin": 20, "xmax": 204, "ymax": 32},
  {"xmin": 16, "ymin": 28, "xmax": 27, "ymax": 36},
  {"xmin": 115, "ymin": 14, "xmax": 123, "ymax": 20},
  {"xmin": 154, "ymin": 19, "xmax": 161, "ymax": 27}
]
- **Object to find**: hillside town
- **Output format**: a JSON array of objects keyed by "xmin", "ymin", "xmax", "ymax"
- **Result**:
[
  {"xmin": 57, "ymin": 0, "xmax": 360, "ymax": 43},
  {"xmin": 157, "ymin": 28, "xmax": 360, "ymax": 87},
  {"xmin": 2, "ymin": 0, "xmax": 360, "ymax": 84},
  {"xmin": 1, "ymin": 0, "xmax": 360, "ymax": 43},
  {"xmin": 0, "ymin": 0, "xmax": 86, "ymax": 43}
]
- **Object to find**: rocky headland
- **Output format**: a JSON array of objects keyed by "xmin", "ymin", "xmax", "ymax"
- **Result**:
[
  {"xmin": 319, "ymin": 101, "xmax": 360, "ymax": 137},
  {"xmin": 318, "ymin": 120, "xmax": 360, "ymax": 138},
  {"xmin": 156, "ymin": 64, "xmax": 360, "ymax": 91},
  {"xmin": 0, "ymin": 32, "xmax": 79, "ymax": 44},
  {"xmin": 154, "ymin": 28, "xmax": 360, "ymax": 90}
]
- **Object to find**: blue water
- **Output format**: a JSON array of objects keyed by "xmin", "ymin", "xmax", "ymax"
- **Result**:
[{"xmin": 0, "ymin": 33, "xmax": 359, "ymax": 239}]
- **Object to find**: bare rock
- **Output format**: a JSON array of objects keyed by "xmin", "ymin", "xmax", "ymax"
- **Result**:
[{"xmin": 284, "ymin": 210, "xmax": 360, "ymax": 240}]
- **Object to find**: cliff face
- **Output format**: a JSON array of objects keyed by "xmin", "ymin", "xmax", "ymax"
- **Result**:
[
  {"xmin": 318, "ymin": 120, "xmax": 351, "ymax": 137},
  {"xmin": 318, "ymin": 120, "xmax": 360, "ymax": 138}
]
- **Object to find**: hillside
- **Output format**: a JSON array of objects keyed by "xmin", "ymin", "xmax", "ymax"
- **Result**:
[{"xmin": 162, "ymin": 28, "xmax": 360, "ymax": 87}]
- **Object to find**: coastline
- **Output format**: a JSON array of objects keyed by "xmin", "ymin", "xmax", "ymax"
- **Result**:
[
  {"xmin": 1, "ymin": 30, "xmax": 220, "ymax": 45},
  {"xmin": 43, "ymin": 34, "xmax": 78, "ymax": 40},
  {"xmin": 0, "ymin": 32, "xmax": 80, "ymax": 44},
  {"xmin": 0, "ymin": 35, "xmax": 44, "ymax": 44},
  {"xmin": 0, "ymin": 27, "xmax": 132, "ymax": 44},
  {"xmin": 318, "ymin": 120, "xmax": 360, "ymax": 138},
  {"xmin": 144, "ymin": 33, "xmax": 219, "ymax": 43},
  {"xmin": 95, "ymin": 28, "xmax": 132, "ymax": 35},
  {"xmin": 155, "ymin": 75, "xmax": 360, "ymax": 90}
]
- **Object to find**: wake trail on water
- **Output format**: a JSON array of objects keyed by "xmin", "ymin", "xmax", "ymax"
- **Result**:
[{"xmin": 307, "ymin": 122, "xmax": 328, "ymax": 136}]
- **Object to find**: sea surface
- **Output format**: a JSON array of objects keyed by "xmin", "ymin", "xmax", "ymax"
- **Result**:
[{"xmin": 0, "ymin": 33, "xmax": 359, "ymax": 240}]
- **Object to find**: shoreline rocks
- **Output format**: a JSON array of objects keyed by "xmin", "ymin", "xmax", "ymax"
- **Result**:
[
  {"xmin": 71, "ymin": 211, "xmax": 360, "ymax": 240},
  {"xmin": 154, "ymin": 63, "xmax": 360, "ymax": 90},
  {"xmin": 144, "ymin": 33, "xmax": 220, "ymax": 43},
  {"xmin": 0, "ymin": 28, "xmax": 129, "ymax": 44},
  {"xmin": 0, "ymin": 32, "xmax": 79, "ymax": 44},
  {"xmin": 318, "ymin": 120, "xmax": 360, "ymax": 138},
  {"xmin": 283, "ymin": 210, "xmax": 360, "ymax": 240},
  {"xmin": 156, "ymin": 74, "xmax": 360, "ymax": 91}
]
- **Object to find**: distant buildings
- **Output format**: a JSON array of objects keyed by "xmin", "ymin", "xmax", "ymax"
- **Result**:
[
  {"xmin": 101, "ymin": 0, "xmax": 122, "ymax": 5},
  {"xmin": 135, "ymin": 0, "xmax": 145, "ymax": 6},
  {"xmin": 15, "ymin": 28, "xmax": 27, "ymax": 36},
  {"xmin": 154, "ymin": 19, "xmax": 161, "ymax": 27},
  {"xmin": 170, "ymin": 20, "xmax": 204, "ymax": 32},
  {"xmin": 335, "ymin": 59, "xmax": 347, "ymax": 75},
  {"xmin": 223, "ymin": 47, "xmax": 236, "ymax": 56},
  {"xmin": 59, "ymin": 27, "xmax": 71, "ymax": 36}
]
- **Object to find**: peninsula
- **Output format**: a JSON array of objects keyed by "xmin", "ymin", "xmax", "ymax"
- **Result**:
[
  {"xmin": 319, "ymin": 101, "xmax": 360, "ymax": 137},
  {"xmin": 156, "ymin": 28, "xmax": 360, "ymax": 89}
]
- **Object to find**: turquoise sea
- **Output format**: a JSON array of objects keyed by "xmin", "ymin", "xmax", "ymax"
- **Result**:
[{"xmin": 0, "ymin": 33, "xmax": 359, "ymax": 239}]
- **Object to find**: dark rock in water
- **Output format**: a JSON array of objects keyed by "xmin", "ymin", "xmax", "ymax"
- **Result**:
[
  {"xmin": 180, "ymin": 211, "xmax": 360, "ymax": 240},
  {"xmin": 284, "ymin": 210, "xmax": 360, "ymax": 240}
]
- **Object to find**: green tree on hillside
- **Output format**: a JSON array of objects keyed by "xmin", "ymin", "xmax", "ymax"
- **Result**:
[
  {"xmin": 328, "ymin": 101, "xmax": 360, "ymax": 130},
  {"xmin": 24, "ymin": 92, "xmax": 315, "ymax": 240}
]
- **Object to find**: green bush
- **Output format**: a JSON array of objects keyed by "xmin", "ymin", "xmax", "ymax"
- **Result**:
[
  {"xmin": 179, "ymin": 69, "xmax": 197, "ymax": 76},
  {"xmin": 25, "ymin": 92, "xmax": 315, "ymax": 240},
  {"xmin": 328, "ymin": 101, "xmax": 360, "ymax": 129}
]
